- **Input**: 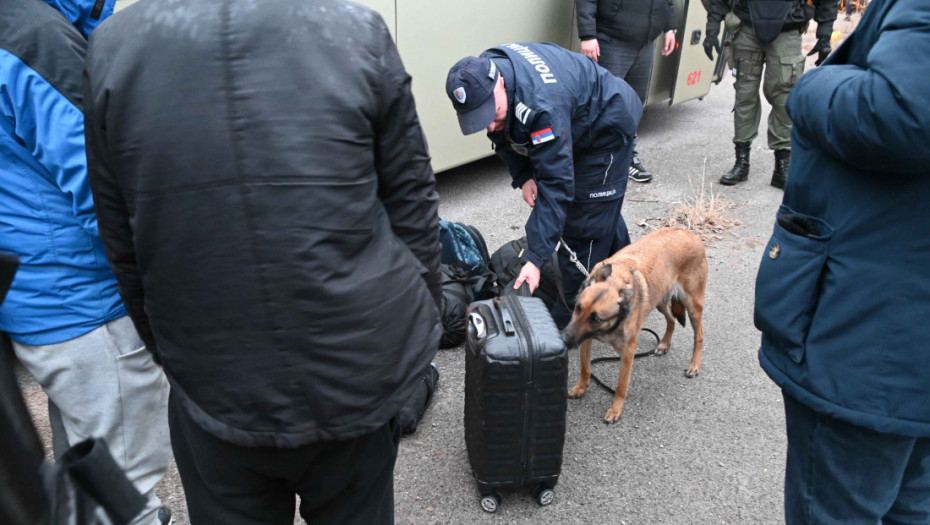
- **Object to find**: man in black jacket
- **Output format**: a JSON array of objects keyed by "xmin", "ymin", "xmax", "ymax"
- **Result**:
[
  {"xmin": 703, "ymin": 0, "xmax": 838, "ymax": 189},
  {"xmin": 576, "ymin": 0, "xmax": 677, "ymax": 183},
  {"xmin": 84, "ymin": 1, "xmax": 442, "ymax": 523}
]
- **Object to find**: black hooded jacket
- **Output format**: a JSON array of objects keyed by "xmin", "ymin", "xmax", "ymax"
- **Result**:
[
  {"xmin": 576, "ymin": 0, "xmax": 676, "ymax": 46},
  {"xmin": 84, "ymin": 0, "xmax": 442, "ymax": 448}
]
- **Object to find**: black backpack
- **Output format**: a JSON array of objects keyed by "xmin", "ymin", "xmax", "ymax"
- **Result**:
[
  {"xmin": 489, "ymin": 236, "xmax": 567, "ymax": 311},
  {"xmin": 438, "ymin": 220, "xmax": 496, "ymax": 301},
  {"xmin": 439, "ymin": 264, "xmax": 471, "ymax": 349}
]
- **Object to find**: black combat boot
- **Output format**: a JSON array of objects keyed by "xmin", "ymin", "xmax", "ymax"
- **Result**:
[
  {"xmin": 771, "ymin": 149, "xmax": 790, "ymax": 189},
  {"xmin": 720, "ymin": 142, "xmax": 751, "ymax": 185}
]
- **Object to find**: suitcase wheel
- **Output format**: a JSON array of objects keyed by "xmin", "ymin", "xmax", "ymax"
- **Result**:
[
  {"xmin": 534, "ymin": 486, "xmax": 555, "ymax": 507},
  {"xmin": 480, "ymin": 492, "xmax": 501, "ymax": 513}
]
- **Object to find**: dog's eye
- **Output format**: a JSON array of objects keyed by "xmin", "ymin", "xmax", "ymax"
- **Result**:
[{"xmin": 590, "ymin": 312, "xmax": 601, "ymax": 323}]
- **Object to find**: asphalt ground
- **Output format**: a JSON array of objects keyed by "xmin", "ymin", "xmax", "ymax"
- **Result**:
[{"xmin": 16, "ymin": 15, "xmax": 861, "ymax": 525}]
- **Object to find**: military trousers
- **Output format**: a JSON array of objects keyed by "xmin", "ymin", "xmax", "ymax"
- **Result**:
[{"xmin": 729, "ymin": 23, "xmax": 806, "ymax": 150}]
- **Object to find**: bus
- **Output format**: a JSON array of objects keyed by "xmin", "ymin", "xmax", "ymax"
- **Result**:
[{"xmin": 113, "ymin": 0, "xmax": 725, "ymax": 172}]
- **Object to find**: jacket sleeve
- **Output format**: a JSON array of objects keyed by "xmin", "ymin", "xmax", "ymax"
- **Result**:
[
  {"xmin": 489, "ymin": 134, "xmax": 535, "ymax": 189},
  {"xmin": 705, "ymin": 0, "xmax": 729, "ymax": 29},
  {"xmin": 665, "ymin": 0, "xmax": 677, "ymax": 32},
  {"xmin": 83, "ymin": 48, "xmax": 159, "ymax": 358},
  {"xmin": 786, "ymin": 0, "xmax": 930, "ymax": 175},
  {"xmin": 0, "ymin": 52, "xmax": 99, "ymax": 242},
  {"xmin": 813, "ymin": 0, "xmax": 839, "ymax": 39},
  {"xmin": 370, "ymin": 15, "xmax": 443, "ymax": 308},
  {"xmin": 576, "ymin": 0, "xmax": 598, "ymax": 40},
  {"xmin": 524, "ymin": 110, "xmax": 574, "ymax": 269}
]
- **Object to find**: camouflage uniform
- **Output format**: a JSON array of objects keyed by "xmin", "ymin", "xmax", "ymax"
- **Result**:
[{"xmin": 729, "ymin": 20, "xmax": 805, "ymax": 150}]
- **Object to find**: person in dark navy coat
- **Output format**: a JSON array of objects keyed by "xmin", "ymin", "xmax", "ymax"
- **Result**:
[
  {"xmin": 446, "ymin": 43, "xmax": 643, "ymax": 327},
  {"xmin": 753, "ymin": 0, "xmax": 930, "ymax": 521}
]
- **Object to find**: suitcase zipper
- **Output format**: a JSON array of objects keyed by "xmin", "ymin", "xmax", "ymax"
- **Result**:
[{"xmin": 505, "ymin": 296, "xmax": 537, "ymax": 486}]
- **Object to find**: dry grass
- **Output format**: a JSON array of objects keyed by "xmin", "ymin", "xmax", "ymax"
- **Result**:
[{"xmin": 642, "ymin": 158, "xmax": 741, "ymax": 244}]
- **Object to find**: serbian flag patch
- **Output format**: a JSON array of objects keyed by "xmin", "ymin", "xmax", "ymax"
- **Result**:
[{"xmin": 531, "ymin": 127, "xmax": 555, "ymax": 145}]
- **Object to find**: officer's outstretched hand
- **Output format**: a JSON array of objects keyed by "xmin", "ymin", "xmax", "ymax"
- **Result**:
[
  {"xmin": 808, "ymin": 37, "xmax": 832, "ymax": 66},
  {"xmin": 703, "ymin": 33, "xmax": 720, "ymax": 61},
  {"xmin": 580, "ymin": 38, "xmax": 600, "ymax": 62},
  {"xmin": 514, "ymin": 261, "xmax": 541, "ymax": 295},
  {"xmin": 521, "ymin": 179, "xmax": 538, "ymax": 208}
]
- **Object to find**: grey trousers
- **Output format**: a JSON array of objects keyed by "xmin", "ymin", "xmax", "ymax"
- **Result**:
[
  {"xmin": 13, "ymin": 316, "xmax": 171, "ymax": 525},
  {"xmin": 595, "ymin": 34, "xmax": 655, "ymax": 103},
  {"xmin": 594, "ymin": 34, "xmax": 655, "ymax": 156}
]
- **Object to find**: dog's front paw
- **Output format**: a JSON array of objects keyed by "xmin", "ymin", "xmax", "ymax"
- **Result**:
[
  {"xmin": 684, "ymin": 367, "xmax": 700, "ymax": 378},
  {"xmin": 568, "ymin": 384, "xmax": 588, "ymax": 398},
  {"xmin": 603, "ymin": 408, "xmax": 623, "ymax": 424},
  {"xmin": 655, "ymin": 343, "xmax": 670, "ymax": 356}
]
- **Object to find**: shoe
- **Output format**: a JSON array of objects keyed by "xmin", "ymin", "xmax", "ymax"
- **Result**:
[
  {"xmin": 629, "ymin": 155, "xmax": 653, "ymax": 183},
  {"xmin": 720, "ymin": 142, "xmax": 751, "ymax": 185},
  {"xmin": 771, "ymin": 149, "xmax": 790, "ymax": 189},
  {"xmin": 157, "ymin": 507, "xmax": 173, "ymax": 525}
]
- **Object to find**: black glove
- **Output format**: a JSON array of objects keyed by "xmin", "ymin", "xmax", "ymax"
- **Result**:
[
  {"xmin": 703, "ymin": 21, "xmax": 721, "ymax": 61},
  {"xmin": 808, "ymin": 37, "xmax": 832, "ymax": 66}
]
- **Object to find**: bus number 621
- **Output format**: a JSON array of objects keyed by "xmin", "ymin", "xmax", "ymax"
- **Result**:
[{"xmin": 686, "ymin": 70, "xmax": 702, "ymax": 86}]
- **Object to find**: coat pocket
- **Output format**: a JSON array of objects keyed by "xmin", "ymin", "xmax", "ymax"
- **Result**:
[{"xmin": 753, "ymin": 206, "xmax": 833, "ymax": 363}]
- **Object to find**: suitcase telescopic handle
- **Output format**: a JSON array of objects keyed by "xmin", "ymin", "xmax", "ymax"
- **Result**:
[
  {"xmin": 495, "ymin": 283, "xmax": 529, "ymax": 335},
  {"xmin": 498, "ymin": 303, "xmax": 516, "ymax": 335}
]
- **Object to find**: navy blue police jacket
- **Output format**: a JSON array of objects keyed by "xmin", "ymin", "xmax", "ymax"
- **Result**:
[
  {"xmin": 481, "ymin": 43, "xmax": 642, "ymax": 270},
  {"xmin": 754, "ymin": 0, "xmax": 930, "ymax": 437}
]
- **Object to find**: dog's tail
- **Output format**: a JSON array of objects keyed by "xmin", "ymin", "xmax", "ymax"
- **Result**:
[{"xmin": 669, "ymin": 284, "xmax": 687, "ymax": 327}]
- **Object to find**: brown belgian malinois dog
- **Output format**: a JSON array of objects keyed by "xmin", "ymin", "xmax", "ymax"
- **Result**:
[{"xmin": 562, "ymin": 228, "xmax": 707, "ymax": 423}]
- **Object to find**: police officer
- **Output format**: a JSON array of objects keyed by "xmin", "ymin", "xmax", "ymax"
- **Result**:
[
  {"xmin": 445, "ymin": 43, "xmax": 642, "ymax": 328},
  {"xmin": 703, "ymin": 0, "xmax": 838, "ymax": 189}
]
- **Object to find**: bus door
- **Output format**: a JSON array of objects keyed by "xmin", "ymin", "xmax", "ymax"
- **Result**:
[{"xmin": 643, "ymin": 0, "xmax": 730, "ymax": 106}]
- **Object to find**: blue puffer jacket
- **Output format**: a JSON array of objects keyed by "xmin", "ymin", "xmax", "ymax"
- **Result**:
[
  {"xmin": 0, "ymin": 0, "xmax": 122, "ymax": 345},
  {"xmin": 754, "ymin": 0, "xmax": 930, "ymax": 438}
]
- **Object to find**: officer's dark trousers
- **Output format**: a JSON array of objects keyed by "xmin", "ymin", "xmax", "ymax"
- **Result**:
[
  {"xmin": 783, "ymin": 392, "xmax": 930, "ymax": 525},
  {"xmin": 168, "ymin": 391, "xmax": 401, "ymax": 525},
  {"xmin": 551, "ymin": 145, "xmax": 633, "ymax": 329}
]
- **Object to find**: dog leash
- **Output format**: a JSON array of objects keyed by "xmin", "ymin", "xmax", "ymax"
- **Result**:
[
  {"xmin": 588, "ymin": 328, "xmax": 660, "ymax": 395},
  {"xmin": 556, "ymin": 238, "xmax": 590, "ymax": 278}
]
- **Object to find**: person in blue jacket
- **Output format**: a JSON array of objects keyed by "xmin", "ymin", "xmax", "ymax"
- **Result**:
[
  {"xmin": 0, "ymin": 1, "xmax": 171, "ymax": 523},
  {"xmin": 446, "ymin": 43, "xmax": 643, "ymax": 328},
  {"xmin": 753, "ymin": 0, "xmax": 930, "ymax": 521}
]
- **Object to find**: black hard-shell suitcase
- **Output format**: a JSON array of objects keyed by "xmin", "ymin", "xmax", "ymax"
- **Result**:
[{"xmin": 464, "ymin": 293, "xmax": 568, "ymax": 512}]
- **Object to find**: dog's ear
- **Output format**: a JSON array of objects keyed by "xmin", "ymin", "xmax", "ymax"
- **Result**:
[{"xmin": 594, "ymin": 264, "xmax": 612, "ymax": 282}]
